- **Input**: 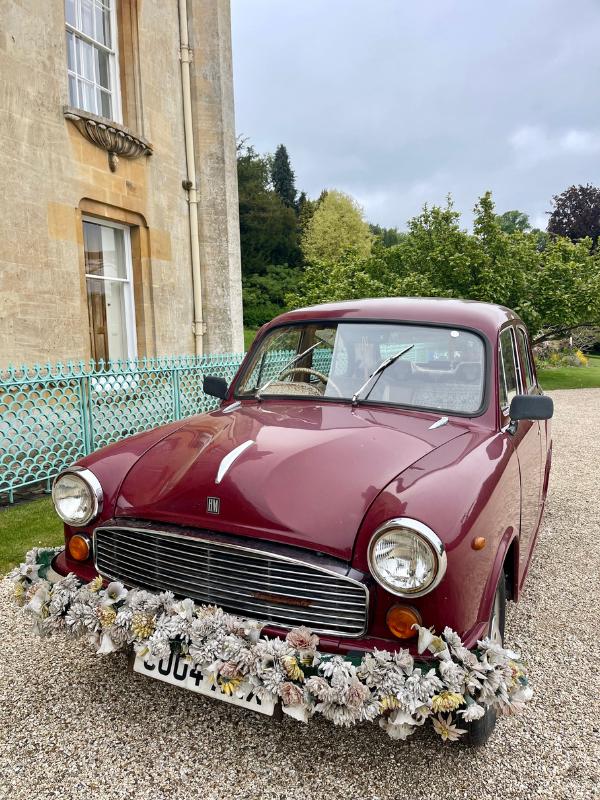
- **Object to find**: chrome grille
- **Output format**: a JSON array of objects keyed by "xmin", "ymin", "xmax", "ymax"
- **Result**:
[{"xmin": 94, "ymin": 526, "xmax": 368, "ymax": 637}]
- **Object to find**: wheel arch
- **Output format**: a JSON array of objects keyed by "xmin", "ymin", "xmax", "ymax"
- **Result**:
[{"xmin": 478, "ymin": 530, "xmax": 520, "ymax": 626}]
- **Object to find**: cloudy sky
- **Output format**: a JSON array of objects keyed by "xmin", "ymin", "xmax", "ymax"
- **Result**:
[{"xmin": 231, "ymin": 0, "xmax": 600, "ymax": 230}]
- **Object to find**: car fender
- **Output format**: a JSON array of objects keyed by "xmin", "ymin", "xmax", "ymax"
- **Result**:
[{"xmin": 352, "ymin": 427, "xmax": 521, "ymax": 644}]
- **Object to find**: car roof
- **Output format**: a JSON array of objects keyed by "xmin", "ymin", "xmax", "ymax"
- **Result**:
[{"xmin": 268, "ymin": 297, "xmax": 520, "ymax": 339}]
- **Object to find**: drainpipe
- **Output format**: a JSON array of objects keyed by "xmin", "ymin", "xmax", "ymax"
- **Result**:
[{"xmin": 178, "ymin": 0, "xmax": 205, "ymax": 355}]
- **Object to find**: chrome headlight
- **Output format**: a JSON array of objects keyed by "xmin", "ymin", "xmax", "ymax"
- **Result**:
[
  {"xmin": 368, "ymin": 518, "xmax": 447, "ymax": 598},
  {"xmin": 51, "ymin": 468, "xmax": 103, "ymax": 527}
]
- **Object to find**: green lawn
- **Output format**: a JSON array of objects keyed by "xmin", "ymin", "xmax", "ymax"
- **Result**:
[
  {"xmin": 537, "ymin": 354, "xmax": 600, "ymax": 390},
  {"xmin": 0, "ymin": 497, "xmax": 63, "ymax": 575},
  {"xmin": 244, "ymin": 327, "xmax": 258, "ymax": 351}
]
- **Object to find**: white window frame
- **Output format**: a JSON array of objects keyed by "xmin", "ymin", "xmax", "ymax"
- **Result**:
[
  {"xmin": 498, "ymin": 327, "xmax": 522, "ymax": 414},
  {"xmin": 65, "ymin": 0, "xmax": 122, "ymax": 123},
  {"xmin": 83, "ymin": 216, "xmax": 137, "ymax": 362},
  {"xmin": 516, "ymin": 326, "xmax": 536, "ymax": 392}
]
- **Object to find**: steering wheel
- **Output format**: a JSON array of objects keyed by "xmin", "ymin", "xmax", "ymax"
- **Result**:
[{"xmin": 278, "ymin": 367, "xmax": 343, "ymax": 397}]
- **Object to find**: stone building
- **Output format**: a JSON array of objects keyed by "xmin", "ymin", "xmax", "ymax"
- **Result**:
[{"xmin": 0, "ymin": 0, "xmax": 243, "ymax": 368}]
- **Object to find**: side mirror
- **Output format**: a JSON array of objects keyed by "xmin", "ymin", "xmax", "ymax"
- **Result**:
[
  {"xmin": 203, "ymin": 375, "xmax": 228, "ymax": 400},
  {"xmin": 509, "ymin": 394, "xmax": 554, "ymax": 421}
]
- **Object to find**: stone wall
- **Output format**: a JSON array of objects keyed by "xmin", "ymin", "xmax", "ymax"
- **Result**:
[{"xmin": 0, "ymin": 0, "xmax": 243, "ymax": 368}]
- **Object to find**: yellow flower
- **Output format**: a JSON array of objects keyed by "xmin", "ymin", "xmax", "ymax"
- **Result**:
[
  {"xmin": 13, "ymin": 582, "xmax": 26, "ymax": 605},
  {"xmin": 575, "ymin": 349, "xmax": 588, "ymax": 366},
  {"xmin": 282, "ymin": 655, "xmax": 304, "ymax": 681},
  {"xmin": 379, "ymin": 695, "xmax": 400, "ymax": 712},
  {"xmin": 98, "ymin": 606, "xmax": 117, "ymax": 628},
  {"xmin": 219, "ymin": 676, "xmax": 243, "ymax": 696},
  {"xmin": 87, "ymin": 575, "xmax": 103, "ymax": 593},
  {"xmin": 431, "ymin": 691, "xmax": 464, "ymax": 713},
  {"xmin": 131, "ymin": 611, "xmax": 155, "ymax": 639}
]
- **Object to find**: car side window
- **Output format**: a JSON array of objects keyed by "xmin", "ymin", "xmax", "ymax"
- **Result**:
[
  {"xmin": 498, "ymin": 328, "xmax": 519, "ymax": 411},
  {"xmin": 517, "ymin": 328, "xmax": 535, "ymax": 391}
]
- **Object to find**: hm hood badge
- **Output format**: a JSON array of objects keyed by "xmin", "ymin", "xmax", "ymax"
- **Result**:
[{"xmin": 206, "ymin": 497, "xmax": 220, "ymax": 515}]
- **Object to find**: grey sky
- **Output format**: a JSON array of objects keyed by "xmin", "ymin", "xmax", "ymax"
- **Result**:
[{"xmin": 231, "ymin": 0, "xmax": 600, "ymax": 230}]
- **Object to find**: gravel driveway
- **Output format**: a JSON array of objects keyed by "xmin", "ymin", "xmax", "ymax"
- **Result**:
[{"xmin": 1, "ymin": 389, "xmax": 599, "ymax": 800}]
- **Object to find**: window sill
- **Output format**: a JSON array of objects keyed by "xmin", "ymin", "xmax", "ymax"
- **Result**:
[{"xmin": 64, "ymin": 106, "xmax": 153, "ymax": 172}]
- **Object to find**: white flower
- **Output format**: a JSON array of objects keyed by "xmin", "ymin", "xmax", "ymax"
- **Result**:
[
  {"xmin": 381, "ymin": 719, "xmax": 417, "ymax": 740},
  {"xmin": 172, "ymin": 598, "xmax": 196, "ymax": 621},
  {"xmin": 432, "ymin": 714, "xmax": 467, "ymax": 742},
  {"xmin": 416, "ymin": 626, "xmax": 435, "ymax": 654},
  {"xmin": 104, "ymin": 581, "xmax": 127, "ymax": 605},
  {"xmin": 442, "ymin": 627, "xmax": 463, "ymax": 649},
  {"xmin": 97, "ymin": 632, "xmax": 119, "ymax": 654},
  {"xmin": 511, "ymin": 684, "xmax": 533, "ymax": 703},
  {"xmin": 439, "ymin": 658, "xmax": 467, "ymax": 688},
  {"xmin": 25, "ymin": 582, "xmax": 51, "ymax": 615},
  {"xmin": 459, "ymin": 701, "xmax": 486, "ymax": 721},
  {"xmin": 17, "ymin": 562, "xmax": 41, "ymax": 581}
]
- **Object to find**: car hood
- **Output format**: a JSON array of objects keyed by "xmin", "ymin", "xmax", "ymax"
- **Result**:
[{"xmin": 115, "ymin": 401, "xmax": 467, "ymax": 560}]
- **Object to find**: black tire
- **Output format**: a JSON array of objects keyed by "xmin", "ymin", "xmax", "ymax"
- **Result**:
[{"xmin": 464, "ymin": 572, "xmax": 506, "ymax": 747}]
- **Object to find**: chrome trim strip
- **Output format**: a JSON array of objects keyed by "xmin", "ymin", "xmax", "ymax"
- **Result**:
[
  {"xmin": 428, "ymin": 416, "xmax": 449, "ymax": 430},
  {"xmin": 221, "ymin": 401, "xmax": 241, "ymax": 414},
  {"xmin": 93, "ymin": 524, "xmax": 369, "ymax": 637},
  {"xmin": 215, "ymin": 440, "xmax": 255, "ymax": 484},
  {"xmin": 367, "ymin": 517, "xmax": 447, "ymax": 599},
  {"xmin": 52, "ymin": 466, "xmax": 103, "ymax": 527}
]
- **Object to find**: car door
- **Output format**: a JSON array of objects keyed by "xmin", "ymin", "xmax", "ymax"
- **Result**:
[
  {"xmin": 498, "ymin": 327, "xmax": 542, "ymax": 578},
  {"xmin": 515, "ymin": 326, "xmax": 546, "ymax": 511}
]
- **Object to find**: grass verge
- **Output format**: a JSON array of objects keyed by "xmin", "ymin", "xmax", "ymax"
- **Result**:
[
  {"xmin": 0, "ymin": 497, "xmax": 63, "ymax": 575},
  {"xmin": 244, "ymin": 327, "xmax": 258, "ymax": 351},
  {"xmin": 537, "ymin": 354, "xmax": 600, "ymax": 390}
]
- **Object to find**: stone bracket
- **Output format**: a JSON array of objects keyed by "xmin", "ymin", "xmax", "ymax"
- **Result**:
[{"xmin": 63, "ymin": 106, "xmax": 153, "ymax": 172}]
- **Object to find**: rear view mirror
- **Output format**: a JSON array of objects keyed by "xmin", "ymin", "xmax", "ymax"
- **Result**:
[
  {"xmin": 509, "ymin": 394, "xmax": 553, "ymax": 421},
  {"xmin": 203, "ymin": 375, "xmax": 228, "ymax": 400}
]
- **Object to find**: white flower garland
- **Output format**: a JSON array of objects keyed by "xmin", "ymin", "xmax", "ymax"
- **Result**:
[{"xmin": 9, "ymin": 547, "xmax": 533, "ymax": 742}]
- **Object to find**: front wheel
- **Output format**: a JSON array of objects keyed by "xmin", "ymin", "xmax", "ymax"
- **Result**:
[{"xmin": 464, "ymin": 572, "xmax": 506, "ymax": 747}]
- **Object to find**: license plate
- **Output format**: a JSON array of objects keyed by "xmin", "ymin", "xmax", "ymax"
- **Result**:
[{"xmin": 133, "ymin": 651, "xmax": 276, "ymax": 716}]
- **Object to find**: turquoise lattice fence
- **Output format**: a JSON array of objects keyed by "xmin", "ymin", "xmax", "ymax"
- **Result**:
[{"xmin": 0, "ymin": 354, "xmax": 244, "ymax": 502}]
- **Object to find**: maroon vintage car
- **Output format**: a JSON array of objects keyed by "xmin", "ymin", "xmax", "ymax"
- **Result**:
[{"xmin": 50, "ymin": 298, "xmax": 552, "ymax": 735}]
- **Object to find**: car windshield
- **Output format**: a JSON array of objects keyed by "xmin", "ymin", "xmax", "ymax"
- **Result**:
[{"xmin": 236, "ymin": 322, "xmax": 486, "ymax": 414}]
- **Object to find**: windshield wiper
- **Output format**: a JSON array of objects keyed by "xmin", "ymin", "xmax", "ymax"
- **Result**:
[
  {"xmin": 351, "ymin": 344, "xmax": 415, "ymax": 406},
  {"xmin": 256, "ymin": 341, "xmax": 325, "ymax": 399}
]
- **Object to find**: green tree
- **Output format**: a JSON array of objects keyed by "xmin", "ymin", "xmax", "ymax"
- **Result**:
[
  {"xmin": 297, "ymin": 191, "xmax": 318, "ymax": 235},
  {"xmin": 301, "ymin": 190, "xmax": 374, "ymax": 263},
  {"xmin": 237, "ymin": 143, "xmax": 300, "ymax": 275},
  {"xmin": 242, "ymin": 265, "xmax": 302, "ymax": 327},
  {"xmin": 548, "ymin": 183, "xmax": 600, "ymax": 246},
  {"xmin": 370, "ymin": 224, "xmax": 404, "ymax": 247},
  {"xmin": 496, "ymin": 210, "xmax": 531, "ymax": 234},
  {"xmin": 271, "ymin": 144, "xmax": 297, "ymax": 208},
  {"xmin": 289, "ymin": 191, "xmax": 600, "ymax": 343}
]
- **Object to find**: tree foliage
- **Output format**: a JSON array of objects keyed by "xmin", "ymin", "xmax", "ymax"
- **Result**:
[
  {"xmin": 289, "ymin": 192, "xmax": 600, "ymax": 342},
  {"xmin": 242, "ymin": 265, "xmax": 303, "ymax": 328},
  {"xmin": 548, "ymin": 184, "xmax": 600, "ymax": 246},
  {"xmin": 271, "ymin": 144, "xmax": 297, "ymax": 208},
  {"xmin": 237, "ymin": 143, "xmax": 300, "ymax": 276},
  {"xmin": 301, "ymin": 190, "xmax": 374, "ymax": 264},
  {"xmin": 496, "ymin": 210, "xmax": 531, "ymax": 234},
  {"xmin": 370, "ymin": 224, "xmax": 404, "ymax": 247}
]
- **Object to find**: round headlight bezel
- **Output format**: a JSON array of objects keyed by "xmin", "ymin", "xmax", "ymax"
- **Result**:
[
  {"xmin": 51, "ymin": 467, "xmax": 103, "ymax": 527},
  {"xmin": 367, "ymin": 518, "xmax": 447, "ymax": 598}
]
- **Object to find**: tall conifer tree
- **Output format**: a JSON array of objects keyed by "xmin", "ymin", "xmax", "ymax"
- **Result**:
[{"xmin": 271, "ymin": 144, "xmax": 297, "ymax": 208}]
